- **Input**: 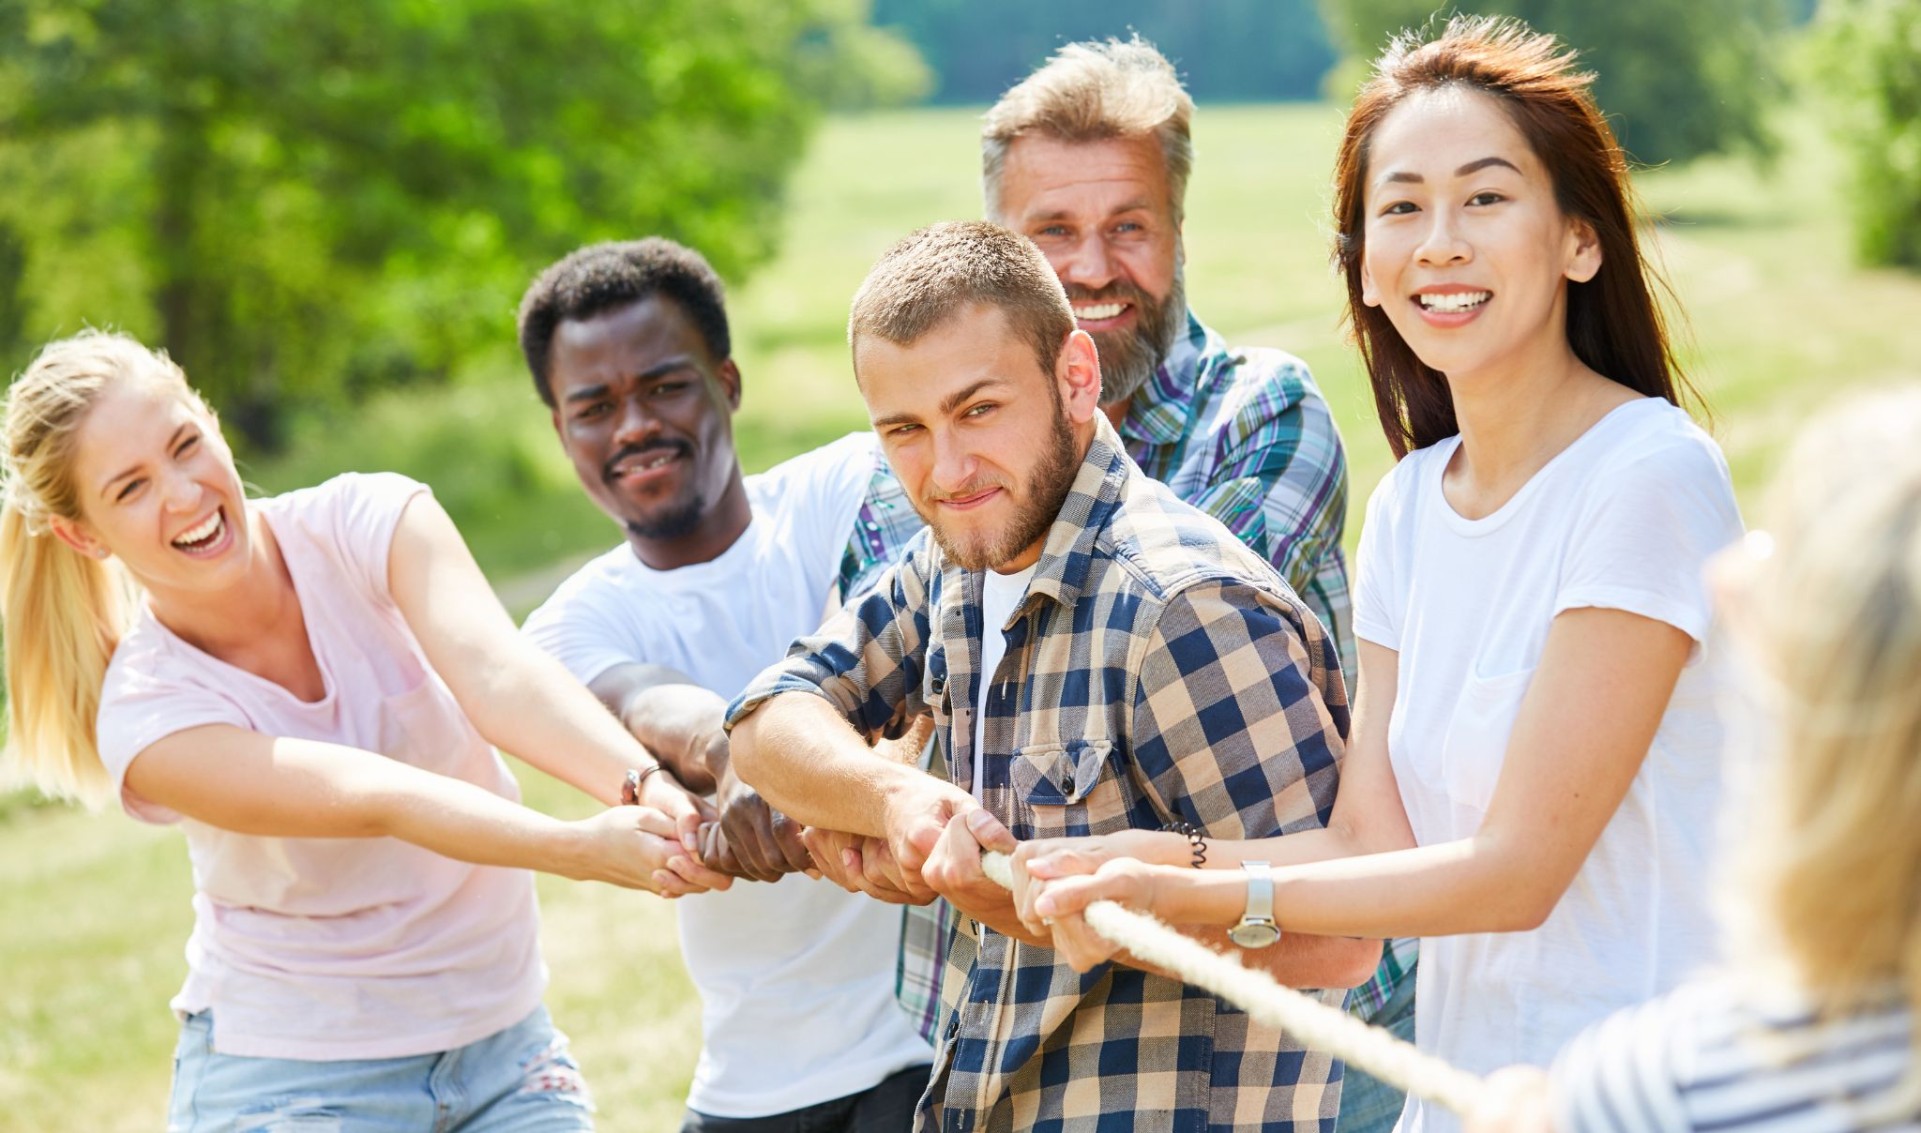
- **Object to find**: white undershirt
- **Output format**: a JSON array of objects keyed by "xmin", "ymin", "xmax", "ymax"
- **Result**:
[{"xmin": 973, "ymin": 563, "xmax": 1037, "ymax": 799}]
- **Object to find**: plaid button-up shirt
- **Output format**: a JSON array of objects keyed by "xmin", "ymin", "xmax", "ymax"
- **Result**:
[
  {"xmin": 732, "ymin": 418, "xmax": 1351, "ymax": 1132},
  {"xmin": 1121, "ymin": 314, "xmax": 1352, "ymax": 678}
]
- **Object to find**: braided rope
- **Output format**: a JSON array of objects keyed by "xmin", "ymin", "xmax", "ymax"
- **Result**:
[{"xmin": 978, "ymin": 850, "xmax": 1484, "ymax": 1117}]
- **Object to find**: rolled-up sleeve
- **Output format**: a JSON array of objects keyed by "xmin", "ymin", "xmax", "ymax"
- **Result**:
[
  {"xmin": 1125, "ymin": 579, "xmax": 1346, "ymax": 839},
  {"xmin": 726, "ymin": 536, "xmax": 937, "ymax": 734}
]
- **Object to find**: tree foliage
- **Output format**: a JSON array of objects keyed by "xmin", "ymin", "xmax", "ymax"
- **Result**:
[
  {"xmin": 0, "ymin": 0, "xmax": 923, "ymax": 447},
  {"xmin": 1317, "ymin": 0, "xmax": 1788, "ymax": 167},
  {"xmin": 1815, "ymin": 0, "xmax": 1921, "ymax": 268},
  {"xmin": 872, "ymin": 0, "xmax": 1337, "ymax": 104}
]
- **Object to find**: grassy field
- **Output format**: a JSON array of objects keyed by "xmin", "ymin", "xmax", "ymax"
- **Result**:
[{"xmin": 3, "ymin": 101, "xmax": 1920, "ymax": 1132}]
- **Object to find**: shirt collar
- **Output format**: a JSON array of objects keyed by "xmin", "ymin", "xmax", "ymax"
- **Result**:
[
  {"xmin": 1020, "ymin": 414, "xmax": 1133, "ymax": 613},
  {"xmin": 1117, "ymin": 311, "xmax": 1229, "ymax": 449}
]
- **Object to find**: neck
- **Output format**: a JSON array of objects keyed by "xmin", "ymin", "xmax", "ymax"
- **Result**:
[
  {"xmin": 146, "ymin": 506, "xmax": 300, "ymax": 660},
  {"xmin": 625, "ymin": 469, "xmax": 753, "ymax": 571},
  {"xmin": 1101, "ymin": 398, "xmax": 1131, "ymax": 431},
  {"xmin": 1445, "ymin": 333, "xmax": 1624, "ymax": 492}
]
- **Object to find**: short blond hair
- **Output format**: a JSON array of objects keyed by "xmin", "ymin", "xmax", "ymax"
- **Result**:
[
  {"xmin": 1729, "ymin": 386, "xmax": 1921, "ymax": 1047},
  {"xmin": 982, "ymin": 37, "xmax": 1195, "ymax": 223},
  {"xmin": 848, "ymin": 221, "xmax": 1075, "ymax": 380}
]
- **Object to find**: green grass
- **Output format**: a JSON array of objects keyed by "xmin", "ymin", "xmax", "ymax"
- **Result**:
[{"xmin": 4, "ymin": 101, "xmax": 1921, "ymax": 1132}]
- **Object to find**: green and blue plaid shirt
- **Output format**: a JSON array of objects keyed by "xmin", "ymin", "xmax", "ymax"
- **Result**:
[{"xmin": 735, "ymin": 418, "xmax": 1351, "ymax": 1132}]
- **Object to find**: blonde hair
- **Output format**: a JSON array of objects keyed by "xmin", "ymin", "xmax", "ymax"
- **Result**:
[
  {"xmin": 1, "ymin": 331, "xmax": 203, "ymax": 806},
  {"xmin": 1731, "ymin": 385, "xmax": 1921, "ymax": 1043},
  {"xmin": 849, "ymin": 220, "xmax": 1075, "ymax": 382},
  {"xmin": 982, "ymin": 37, "xmax": 1195, "ymax": 224}
]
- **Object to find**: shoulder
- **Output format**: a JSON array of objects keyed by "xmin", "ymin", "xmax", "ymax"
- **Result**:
[
  {"xmin": 1363, "ymin": 438, "xmax": 1452, "ymax": 523},
  {"xmin": 1568, "ymin": 401, "xmax": 1738, "ymax": 527},
  {"xmin": 1590, "ymin": 401, "xmax": 1728, "ymax": 482},
  {"xmin": 525, "ymin": 542, "xmax": 642, "ymax": 623},
  {"xmin": 1207, "ymin": 345, "xmax": 1336, "ymax": 437},
  {"xmin": 745, "ymin": 431, "xmax": 881, "ymax": 503},
  {"xmin": 1098, "ymin": 470, "xmax": 1292, "ymax": 604}
]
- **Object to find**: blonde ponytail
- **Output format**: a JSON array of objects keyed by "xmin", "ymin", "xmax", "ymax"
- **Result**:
[{"xmin": 1, "ymin": 331, "xmax": 195, "ymax": 807}]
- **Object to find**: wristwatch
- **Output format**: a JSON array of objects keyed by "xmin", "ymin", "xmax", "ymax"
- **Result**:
[{"xmin": 1227, "ymin": 860, "xmax": 1282, "ymax": 949}]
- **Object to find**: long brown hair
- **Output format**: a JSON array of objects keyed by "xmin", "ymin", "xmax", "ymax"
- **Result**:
[{"xmin": 1332, "ymin": 15, "xmax": 1695, "ymax": 458}]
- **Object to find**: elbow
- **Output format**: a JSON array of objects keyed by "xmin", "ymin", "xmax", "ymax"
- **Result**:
[
  {"xmin": 1331, "ymin": 937, "xmax": 1385, "ymax": 990},
  {"xmin": 726, "ymin": 709, "xmax": 767, "ymax": 785}
]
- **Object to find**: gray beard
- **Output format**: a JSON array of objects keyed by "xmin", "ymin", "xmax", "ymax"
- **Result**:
[{"xmin": 1091, "ymin": 270, "xmax": 1186, "ymax": 408}]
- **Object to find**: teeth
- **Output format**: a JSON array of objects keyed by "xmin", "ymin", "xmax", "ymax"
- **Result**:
[
  {"xmin": 173, "ymin": 510, "xmax": 222, "ymax": 547},
  {"xmin": 1073, "ymin": 303, "xmax": 1125, "ymax": 321},
  {"xmin": 1418, "ymin": 291, "xmax": 1490, "ymax": 313}
]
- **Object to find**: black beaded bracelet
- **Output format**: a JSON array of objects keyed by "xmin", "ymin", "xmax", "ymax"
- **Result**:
[{"xmin": 1161, "ymin": 820, "xmax": 1208, "ymax": 868}]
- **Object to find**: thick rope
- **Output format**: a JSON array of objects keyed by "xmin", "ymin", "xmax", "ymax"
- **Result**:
[{"xmin": 978, "ymin": 850, "xmax": 1484, "ymax": 1117}]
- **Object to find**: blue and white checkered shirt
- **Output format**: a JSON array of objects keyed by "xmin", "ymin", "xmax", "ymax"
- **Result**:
[{"xmin": 732, "ymin": 418, "xmax": 1351, "ymax": 1132}]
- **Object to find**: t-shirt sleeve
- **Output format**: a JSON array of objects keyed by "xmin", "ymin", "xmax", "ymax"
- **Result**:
[
  {"xmin": 521, "ymin": 570, "xmax": 638, "ymax": 688},
  {"xmin": 96, "ymin": 653, "xmax": 250, "ymax": 826},
  {"xmin": 1352, "ymin": 456, "xmax": 1411, "ymax": 651},
  {"xmin": 1551, "ymin": 988, "xmax": 1699, "ymax": 1133},
  {"xmin": 1555, "ymin": 436, "xmax": 1742, "ymax": 643},
  {"xmin": 320, "ymin": 472, "xmax": 432, "ymax": 605},
  {"xmin": 781, "ymin": 431, "xmax": 886, "ymax": 581}
]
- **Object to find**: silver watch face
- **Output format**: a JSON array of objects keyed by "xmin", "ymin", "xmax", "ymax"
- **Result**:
[{"xmin": 1228, "ymin": 920, "xmax": 1281, "ymax": 949}]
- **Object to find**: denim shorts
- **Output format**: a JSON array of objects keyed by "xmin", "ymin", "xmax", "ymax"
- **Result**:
[{"xmin": 167, "ymin": 1004, "xmax": 596, "ymax": 1132}]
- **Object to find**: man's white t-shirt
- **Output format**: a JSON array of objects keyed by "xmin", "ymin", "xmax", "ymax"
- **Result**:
[
  {"xmin": 1352, "ymin": 399, "xmax": 1743, "ymax": 1133},
  {"xmin": 523, "ymin": 432, "xmax": 931, "ymax": 1118},
  {"xmin": 972, "ymin": 563, "xmax": 1038, "ymax": 799}
]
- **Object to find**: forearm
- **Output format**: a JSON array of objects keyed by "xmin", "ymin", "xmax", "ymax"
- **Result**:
[
  {"xmin": 596, "ymin": 666, "xmax": 727, "ymax": 793},
  {"xmin": 462, "ymin": 647, "xmax": 646, "ymax": 805},
  {"xmin": 1144, "ymin": 833, "xmax": 1545, "ymax": 939},
  {"xmin": 345, "ymin": 752, "xmax": 593, "ymax": 878},
  {"xmin": 729, "ymin": 692, "xmax": 931, "ymax": 836}
]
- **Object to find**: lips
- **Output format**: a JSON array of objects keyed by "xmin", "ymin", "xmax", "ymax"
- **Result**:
[
  {"xmin": 170, "ymin": 506, "xmax": 235, "ymax": 557},
  {"xmin": 604, "ymin": 440, "xmax": 691, "ymax": 484}
]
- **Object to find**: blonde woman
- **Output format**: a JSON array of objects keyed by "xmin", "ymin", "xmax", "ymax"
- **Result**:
[
  {"xmin": 1465, "ymin": 387, "xmax": 1921, "ymax": 1131},
  {"xmin": 1, "ymin": 331, "xmax": 729, "ymax": 1130}
]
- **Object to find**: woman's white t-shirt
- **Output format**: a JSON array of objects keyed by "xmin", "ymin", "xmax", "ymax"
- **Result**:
[{"xmin": 1352, "ymin": 399, "xmax": 1743, "ymax": 1133}]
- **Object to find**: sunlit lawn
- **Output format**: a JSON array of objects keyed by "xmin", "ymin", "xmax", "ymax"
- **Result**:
[{"xmin": 3, "ymin": 100, "xmax": 1920, "ymax": 1132}]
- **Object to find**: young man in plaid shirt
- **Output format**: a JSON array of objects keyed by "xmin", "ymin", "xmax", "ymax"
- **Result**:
[
  {"xmin": 978, "ymin": 41, "xmax": 1416, "ymax": 1132},
  {"xmin": 729, "ymin": 222, "xmax": 1377, "ymax": 1132}
]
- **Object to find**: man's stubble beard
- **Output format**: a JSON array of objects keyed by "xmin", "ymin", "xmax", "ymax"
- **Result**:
[{"xmin": 925, "ymin": 411, "xmax": 1081, "ymax": 573}]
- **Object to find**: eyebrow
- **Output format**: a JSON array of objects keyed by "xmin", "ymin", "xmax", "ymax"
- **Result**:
[
  {"xmin": 562, "ymin": 357, "xmax": 698, "ymax": 405},
  {"xmin": 871, "ymin": 378, "xmax": 1007, "ymax": 431},
  {"xmin": 1376, "ymin": 155, "xmax": 1523, "ymax": 187},
  {"xmin": 1027, "ymin": 198, "xmax": 1155, "ymax": 224},
  {"xmin": 101, "ymin": 423, "xmax": 191, "ymax": 498}
]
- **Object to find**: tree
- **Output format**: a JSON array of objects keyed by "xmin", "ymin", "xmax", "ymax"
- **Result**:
[
  {"xmin": 1815, "ymin": 0, "xmax": 1921, "ymax": 268},
  {"xmin": 0, "ymin": 0, "xmax": 923, "ymax": 447},
  {"xmin": 1317, "ymin": 0, "xmax": 1787, "ymax": 167}
]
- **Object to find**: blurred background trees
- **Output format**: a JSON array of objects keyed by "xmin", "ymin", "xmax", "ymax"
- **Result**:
[
  {"xmin": 0, "ymin": 0, "xmax": 924, "ymax": 448},
  {"xmin": 1813, "ymin": 0, "xmax": 1921, "ymax": 268}
]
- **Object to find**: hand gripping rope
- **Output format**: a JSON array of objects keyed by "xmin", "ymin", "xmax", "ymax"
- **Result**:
[{"xmin": 977, "ymin": 850, "xmax": 1485, "ymax": 1117}]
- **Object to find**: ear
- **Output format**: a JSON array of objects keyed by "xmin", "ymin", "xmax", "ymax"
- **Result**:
[
  {"xmin": 1564, "ymin": 216, "xmax": 1602, "ymax": 284},
  {"xmin": 47, "ymin": 514, "xmax": 108, "ymax": 560},
  {"xmin": 716, "ymin": 358, "xmax": 743, "ymax": 411},
  {"xmin": 1359, "ymin": 257, "xmax": 1382, "ymax": 308},
  {"xmin": 1057, "ymin": 329, "xmax": 1103, "ymax": 423}
]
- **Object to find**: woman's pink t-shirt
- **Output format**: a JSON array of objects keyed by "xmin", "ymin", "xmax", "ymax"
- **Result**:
[{"xmin": 96, "ymin": 472, "xmax": 544, "ymax": 1060}]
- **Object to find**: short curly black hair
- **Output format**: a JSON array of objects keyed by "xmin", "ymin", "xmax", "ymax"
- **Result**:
[{"xmin": 517, "ymin": 238, "xmax": 732, "ymax": 408}]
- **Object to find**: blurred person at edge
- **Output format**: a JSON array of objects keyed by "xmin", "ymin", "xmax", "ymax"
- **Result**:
[
  {"xmin": 1005, "ymin": 18, "xmax": 1743, "ymax": 1133},
  {"xmin": 0, "ymin": 331, "xmax": 729, "ymax": 1131},
  {"xmin": 1462, "ymin": 388, "xmax": 1921, "ymax": 1133}
]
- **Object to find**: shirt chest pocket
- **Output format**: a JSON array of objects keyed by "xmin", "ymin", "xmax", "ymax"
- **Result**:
[
  {"xmin": 1438, "ymin": 666, "xmax": 1535, "ymax": 813},
  {"xmin": 1010, "ymin": 740, "xmax": 1131, "ymax": 840}
]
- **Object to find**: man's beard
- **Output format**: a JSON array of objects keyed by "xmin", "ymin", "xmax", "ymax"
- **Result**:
[
  {"xmin": 624, "ymin": 494, "xmax": 706, "ymax": 542},
  {"xmin": 921, "ymin": 412, "xmax": 1081, "ymax": 572},
  {"xmin": 1070, "ymin": 265, "xmax": 1186, "ymax": 409}
]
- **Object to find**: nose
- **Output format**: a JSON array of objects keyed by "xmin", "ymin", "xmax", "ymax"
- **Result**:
[
  {"xmin": 157, "ymin": 463, "xmax": 200, "ymax": 512},
  {"xmin": 1055, "ymin": 233, "xmax": 1117, "ymax": 292},
  {"xmin": 612, "ymin": 393, "xmax": 658, "ymax": 447},
  {"xmin": 1414, "ymin": 203, "xmax": 1472, "ymax": 267},
  {"xmin": 928, "ymin": 428, "xmax": 980, "ymax": 497}
]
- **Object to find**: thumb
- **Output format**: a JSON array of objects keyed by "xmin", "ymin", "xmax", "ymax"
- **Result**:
[{"xmin": 965, "ymin": 808, "xmax": 1017, "ymax": 852}]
